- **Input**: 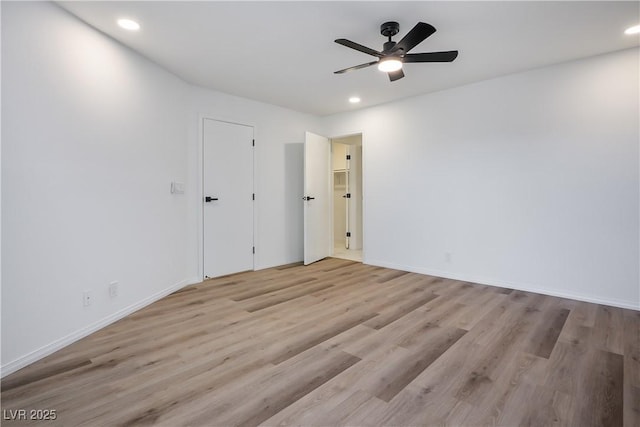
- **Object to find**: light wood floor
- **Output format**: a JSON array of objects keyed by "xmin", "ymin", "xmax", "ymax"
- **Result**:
[{"xmin": 2, "ymin": 258, "xmax": 639, "ymax": 426}]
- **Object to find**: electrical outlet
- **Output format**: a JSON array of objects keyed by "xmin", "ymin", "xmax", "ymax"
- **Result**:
[
  {"xmin": 109, "ymin": 281, "xmax": 119, "ymax": 298},
  {"xmin": 83, "ymin": 290, "xmax": 92, "ymax": 307}
]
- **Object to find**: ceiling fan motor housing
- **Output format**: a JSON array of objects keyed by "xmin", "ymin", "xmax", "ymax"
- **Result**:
[{"xmin": 383, "ymin": 41, "xmax": 397, "ymax": 52}]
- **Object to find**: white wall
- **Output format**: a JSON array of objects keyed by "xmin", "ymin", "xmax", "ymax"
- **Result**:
[
  {"xmin": 322, "ymin": 48, "xmax": 640, "ymax": 309},
  {"xmin": 187, "ymin": 88, "xmax": 320, "ymax": 276},
  {"xmin": 1, "ymin": 1, "xmax": 321, "ymax": 375},
  {"xmin": 1, "ymin": 1, "xmax": 192, "ymax": 374}
]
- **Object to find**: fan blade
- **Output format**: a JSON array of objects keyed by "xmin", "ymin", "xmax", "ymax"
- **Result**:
[
  {"xmin": 335, "ymin": 39, "xmax": 383, "ymax": 57},
  {"xmin": 404, "ymin": 51, "xmax": 459, "ymax": 63},
  {"xmin": 334, "ymin": 61, "xmax": 378, "ymax": 74},
  {"xmin": 388, "ymin": 68, "xmax": 405, "ymax": 82},
  {"xmin": 391, "ymin": 22, "xmax": 436, "ymax": 54}
]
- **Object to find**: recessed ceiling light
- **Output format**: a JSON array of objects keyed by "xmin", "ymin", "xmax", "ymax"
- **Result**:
[
  {"xmin": 117, "ymin": 18, "xmax": 140, "ymax": 31},
  {"xmin": 349, "ymin": 97, "xmax": 361, "ymax": 104},
  {"xmin": 625, "ymin": 25, "xmax": 640, "ymax": 35}
]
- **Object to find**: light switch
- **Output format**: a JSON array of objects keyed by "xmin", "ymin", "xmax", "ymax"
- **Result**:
[{"xmin": 171, "ymin": 182, "xmax": 185, "ymax": 194}]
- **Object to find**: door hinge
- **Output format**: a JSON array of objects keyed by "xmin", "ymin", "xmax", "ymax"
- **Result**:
[
  {"xmin": 346, "ymin": 232, "xmax": 351, "ymax": 237},
  {"xmin": 346, "ymin": 154, "xmax": 351, "ymax": 160},
  {"xmin": 252, "ymin": 246, "xmax": 255, "ymax": 254},
  {"xmin": 252, "ymin": 193, "xmax": 255, "ymax": 201},
  {"xmin": 252, "ymin": 139, "xmax": 255, "ymax": 147}
]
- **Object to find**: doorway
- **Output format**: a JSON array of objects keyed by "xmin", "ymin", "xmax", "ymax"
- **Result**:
[
  {"xmin": 331, "ymin": 134, "xmax": 363, "ymax": 262},
  {"xmin": 303, "ymin": 132, "xmax": 363, "ymax": 265}
]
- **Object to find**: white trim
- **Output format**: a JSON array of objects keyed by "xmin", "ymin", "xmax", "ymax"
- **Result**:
[
  {"xmin": 0, "ymin": 277, "xmax": 198, "ymax": 378},
  {"xmin": 366, "ymin": 259, "xmax": 640, "ymax": 311}
]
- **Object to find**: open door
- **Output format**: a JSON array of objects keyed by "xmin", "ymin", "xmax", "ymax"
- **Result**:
[{"xmin": 303, "ymin": 132, "xmax": 331, "ymax": 265}]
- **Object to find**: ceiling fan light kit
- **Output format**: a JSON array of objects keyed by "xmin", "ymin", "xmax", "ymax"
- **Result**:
[
  {"xmin": 377, "ymin": 57, "xmax": 403, "ymax": 72},
  {"xmin": 334, "ymin": 21, "xmax": 458, "ymax": 82}
]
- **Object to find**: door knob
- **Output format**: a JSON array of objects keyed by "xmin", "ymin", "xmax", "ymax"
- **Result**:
[
  {"xmin": 205, "ymin": 196, "xmax": 219, "ymax": 202},
  {"xmin": 302, "ymin": 196, "xmax": 315, "ymax": 201}
]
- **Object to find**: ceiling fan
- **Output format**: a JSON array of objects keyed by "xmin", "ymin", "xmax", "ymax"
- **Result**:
[{"xmin": 334, "ymin": 21, "xmax": 458, "ymax": 82}]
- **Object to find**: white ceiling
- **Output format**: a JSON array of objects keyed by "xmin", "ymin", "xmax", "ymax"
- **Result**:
[{"xmin": 57, "ymin": 1, "xmax": 639, "ymax": 116}]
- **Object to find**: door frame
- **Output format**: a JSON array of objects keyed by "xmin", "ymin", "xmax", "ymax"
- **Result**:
[
  {"xmin": 198, "ymin": 115, "xmax": 258, "ymax": 281},
  {"xmin": 328, "ymin": 132, "xmax": 365, "ymax": 261}
]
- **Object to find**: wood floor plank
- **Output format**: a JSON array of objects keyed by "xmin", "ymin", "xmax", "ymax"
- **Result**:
[
  {"xmin": 320, "ymin": 324, "xmax": 376, "ymax": 352},
  {"xmin": 258, "ymin": 358, "xmax": 377, "ymax": 426},
  {"xmin": 624, "ymin": 309, "xmax": 640, "ymax": 387},
  {"xmin": 230, "ymin": 276, "xmax": 318, "ymax": 301},
  {"xmin": 623, "ymin": 309, "xmax": 640, "ymax": 427},
  {"xmin": 337, "ymin": 394, "xmax": 388, "ymax": 426},
  {"xmin": 262, "ymin": 388, "xmax": 373, "ymax": 427},
  {"xmin": 543, "ymin": 325, "xmax": 593, "ymax": 394},
  {"xmin": 464, "ymin": 351, "xmax": 550, "ymax": 426},
  {"xmin": 240, "ymin": 281, "xmax": 333, "ymax": 312},
  {"xmin": 363, "ymin": 291, "xmax": 438, "ymax": 330},
  {"xmin": 166, "ymin": 348, "xmax": 361, "ymax": 427},
  {"xmin": 363, "ymin": 381, "xmax": 474, "ymax": 427},
  {"xmin": 1, "ymin": 259, "xmax": 635, "ymax": 426},
  {"xmin": 453, "ymin": 303, "xmax": 546, "ymax": 405},
  {"xmin": 524, "ymin": 306, "xmax": 570, "ymax": 358},
  {"xmin": 441, "ymin": 293, "xmax": 507, "ymax": 331},
  {"xmin": 592, "ymin": 304, "xmax": 625, "ymax": 355},
  {"xmin": 625, "ymin": 384, "xmax": 640, "ymax": 427},
  {"xmin": 497, "ymin": 383, "xmax": 573, "ymax": 427},
  {"xmin": 268, "ymin": 310, "xmax": 378, "ymax": 365},
  {"xmin": 342, "ymin": 309, "xmax": 436, "ymax": 359},
  {"xmin": 0, "ymin": 358, "xmax": 91, "ymax": 392},
  {"xmin": 321, "ymin": 259, "xmax": 360, "ymax": 272},
  {"xmin": 375, "ymin": 269, "xmax": 410, "ymax": 283},
  {"xmin": 373, "ymin": 327, "xmax": 467, "ymax": 402},
  {"xmin": 574, "ymin": 349, "xmax": 624, "ymax": 427}
]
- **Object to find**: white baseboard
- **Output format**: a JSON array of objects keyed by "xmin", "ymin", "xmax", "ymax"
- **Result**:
[
  {"xmin": 185, "ymin": 276, "xmax": 202, "ymax": 286},
  {"xmin": 1, "ymin": 277, "xmax": 197, "ymax": 378},
  {"xmin": 365, "ymin": 259, "xmax": 640, "ymax": 311}
]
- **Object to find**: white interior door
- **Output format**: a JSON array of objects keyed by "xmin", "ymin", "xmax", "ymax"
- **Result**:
[
  {"xmin": 304, "ymin": 132, "xmax": 331, "ymax": 265},
  {"xmin": 203, "ymin": 118, "xmax": 254, "ymax": 278}
]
